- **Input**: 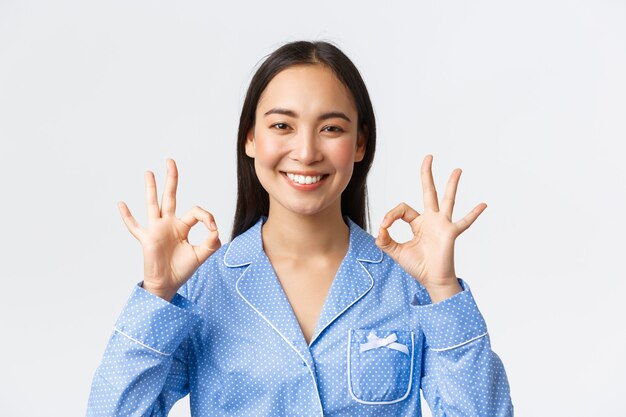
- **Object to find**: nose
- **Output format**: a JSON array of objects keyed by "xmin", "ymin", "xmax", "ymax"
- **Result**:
[{"xmin": 291, "ymin": 129, "xmax": 323, "ymax": 165}]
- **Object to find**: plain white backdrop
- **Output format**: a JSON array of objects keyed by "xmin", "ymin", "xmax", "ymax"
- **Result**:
[{"xmin": 1, "ymin": 0, "xmax": 624, "ymax": 416}]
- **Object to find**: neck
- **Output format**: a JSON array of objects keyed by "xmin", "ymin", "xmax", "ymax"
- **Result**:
[{"xmin": 261, "ymin": 205, "xmax": 350, "ymax": 259}]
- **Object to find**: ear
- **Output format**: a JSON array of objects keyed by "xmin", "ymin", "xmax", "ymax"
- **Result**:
[
  {"xmin": 354, "ymin": 125, "xmax": 367, "ymax": 162},
  {"xmin": 245, "ymin": 129, "xmax": 256, "ymax": 158}
]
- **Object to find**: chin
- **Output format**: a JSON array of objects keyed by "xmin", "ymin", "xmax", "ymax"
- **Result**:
[
  {"xmin": 290, "ymin": 206, "xmax": 327, "ymax": 217},
  {"xmin": 278, "ymin": 201, "xmax": 335, "ymax": 217}
]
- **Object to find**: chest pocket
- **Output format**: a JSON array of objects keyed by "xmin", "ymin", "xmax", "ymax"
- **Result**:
[{"xmin": 347, "ymin": 329, "xmax": 415, "ymax": 404}]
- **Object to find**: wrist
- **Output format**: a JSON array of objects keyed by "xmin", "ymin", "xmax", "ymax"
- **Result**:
[
  {"xmin": 424, "ymin": 279, "xmax": 462, "ymax": 304},
  {"xmin": 140, "ymin": 281, "xmax": 178, "ymax": 302}
]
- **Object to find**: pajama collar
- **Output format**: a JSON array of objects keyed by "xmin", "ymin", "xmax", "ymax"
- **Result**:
[{"xmin": 223, "ymin": 216, "xmax": 383, "ymax": 365}]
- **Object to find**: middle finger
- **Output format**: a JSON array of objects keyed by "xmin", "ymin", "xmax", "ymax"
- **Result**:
[
  {"xmin": 440, "ymin": 168, "xmax": 462, "ymax": 219},
  {"xmin": 160, "ymin": 158, "xmax": 178, "ymax": 217},
  {"xmin": 420, "ymin": 154, "xmax": 439, "ymax": 212}
]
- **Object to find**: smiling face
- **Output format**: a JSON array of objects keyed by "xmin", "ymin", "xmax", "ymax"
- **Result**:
[{"xmin": 245, "ymin": 64, "xmax": 366, "ymax": 219}]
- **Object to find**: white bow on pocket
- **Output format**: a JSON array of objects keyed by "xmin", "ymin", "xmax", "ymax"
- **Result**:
[{"xmin": 359, "ymin": 331, "xmax": 409, "ymax": 355}]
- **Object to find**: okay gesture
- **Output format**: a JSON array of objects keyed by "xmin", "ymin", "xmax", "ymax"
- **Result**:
[{"xmin": 375, "ymin": 155, "xmax": 487, "ymax": 303}]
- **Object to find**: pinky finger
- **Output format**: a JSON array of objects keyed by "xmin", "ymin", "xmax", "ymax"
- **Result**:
[
  {"xmin": 118, "ymin": 201, "xmax": 144, "ymax": 240},
  {"xmin": 454, "ymin": 202, "xmax": 487, "ymax": 234}
]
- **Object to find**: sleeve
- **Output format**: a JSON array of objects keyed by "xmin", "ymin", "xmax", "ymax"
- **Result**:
[
  {"xmin": 412, "ymin": 279, "xmax": 514, "ymax": 417},
  {"xmin": 86, "ymin": 282, "xmax": 201, "ymax": 417}
]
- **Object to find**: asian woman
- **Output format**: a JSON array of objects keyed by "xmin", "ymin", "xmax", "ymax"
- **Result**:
[{"xmin": 86, "ymin": 40, "xmax": 513, "ymax": 417}]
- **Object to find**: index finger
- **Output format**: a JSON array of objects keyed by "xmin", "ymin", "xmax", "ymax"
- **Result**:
[{"xmin": 420, "ymin": 154, "xmax": 439, "ymax": 212}]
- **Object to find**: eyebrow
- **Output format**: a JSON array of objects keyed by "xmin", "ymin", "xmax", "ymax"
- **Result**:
[{"xmin": 263, "ymin": 108, "xmax": 352, "ymax": 123}]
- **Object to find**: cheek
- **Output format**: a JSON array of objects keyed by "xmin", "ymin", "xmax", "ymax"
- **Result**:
[
  {"xmin": 253, "ymin": 137, "xmax": 283, "ymax": 166},
  {"xmin": 329, "ymin": 141, "xmax": 359, "ymax": 168}
]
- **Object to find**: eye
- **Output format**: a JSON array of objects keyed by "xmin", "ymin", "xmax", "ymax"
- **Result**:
[
  {"xmin": 270, "ymin": 122, "xmax": 290, "ymax": 130},
  {"xmin": 322, "ymin": 125, "xmax": 344, "ymax": 133}
]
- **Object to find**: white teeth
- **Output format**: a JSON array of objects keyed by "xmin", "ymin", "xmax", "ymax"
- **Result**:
[{"xmin": 286, "ymin": 173, "xmax": 323, "ymax": 185}]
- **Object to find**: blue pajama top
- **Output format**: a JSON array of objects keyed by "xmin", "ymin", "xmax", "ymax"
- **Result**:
[{"xmin": 87, "ymin": 215, "xmax": 513, "ymax": 416}]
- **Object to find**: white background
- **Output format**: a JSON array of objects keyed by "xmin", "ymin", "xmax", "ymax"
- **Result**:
[{"xmin": 1, "ymin": 1, "xmax": 625, "ymax": 416}]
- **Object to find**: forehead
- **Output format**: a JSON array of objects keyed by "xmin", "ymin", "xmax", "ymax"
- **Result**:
[{"xmin": 257, "ymin": 64, "xmax": 357, "ymax": 115}]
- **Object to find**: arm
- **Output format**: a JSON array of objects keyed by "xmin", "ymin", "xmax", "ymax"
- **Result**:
[
  {"xmin": 86, "ymin": 282, "xmax": 200, "ymax": 417},
  {"xmin": 413, "ymin": 279, "xmax": 513, "ymax": 417},
  {"xmin": 87, "ymin": 159, "xmax": 219, "ymax": 415}
]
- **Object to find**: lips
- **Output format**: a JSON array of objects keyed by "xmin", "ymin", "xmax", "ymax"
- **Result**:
[
  {"xmin": 285, "ymin": 172, "xmax": 324, "ymax": 185},
  {"xmin": 281, "ymin": 171, "xmax": 329, "ymax": 189}
]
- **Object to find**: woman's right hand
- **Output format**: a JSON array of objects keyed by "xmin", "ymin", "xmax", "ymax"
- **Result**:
[{"xmin": 117, "ymin": 158, "xmax": 221, "ymax": 301}]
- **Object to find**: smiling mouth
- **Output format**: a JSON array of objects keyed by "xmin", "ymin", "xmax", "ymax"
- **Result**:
[{"xmin": 282, "ymin": 172, "xmax": 328, "ymax": 185}]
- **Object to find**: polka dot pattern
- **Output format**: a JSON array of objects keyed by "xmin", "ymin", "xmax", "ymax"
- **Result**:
[
  {"xmin": 114, "ymin": 285, "xmax": 201, "ymax": 355},
  {"xmin": 87, "ymin": 216, "xmax": 513, "ymax": 416},
  {"xmin": 348, "ymin": 329, "xmax": 414, "ymax": 403},
  {"xmin": 412, "ymin": 280, "xmax": 488, "ymax": 351}
]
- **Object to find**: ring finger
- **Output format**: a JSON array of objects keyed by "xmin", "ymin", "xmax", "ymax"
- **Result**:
[{"xmin": 145, "ymin": 171, "xmax": 160, "ymax": 224}]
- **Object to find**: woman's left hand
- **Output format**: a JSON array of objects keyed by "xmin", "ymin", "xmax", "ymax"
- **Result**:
[{"xmin": 375, "ymin": 154, "xmax": 487, "ymax": 303}]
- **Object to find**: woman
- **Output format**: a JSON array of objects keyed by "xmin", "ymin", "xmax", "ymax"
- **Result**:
[{"xmin": 87, "ymin": 41, "xmax": 513, "ymax": 416}]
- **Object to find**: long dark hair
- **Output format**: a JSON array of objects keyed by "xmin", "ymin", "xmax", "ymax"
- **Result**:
[{"xmin": 230, "ymin": 41, "xmax": 377, "ymax": 240}]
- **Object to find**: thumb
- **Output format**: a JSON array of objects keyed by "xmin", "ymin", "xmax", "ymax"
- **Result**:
[
  {"xmin": 195, "ymin": 230, "xmax": 222, "ymax": 263},
  {"xmin": 375, "ymin": 226, "xmax": 400, "ymax": 260}
]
